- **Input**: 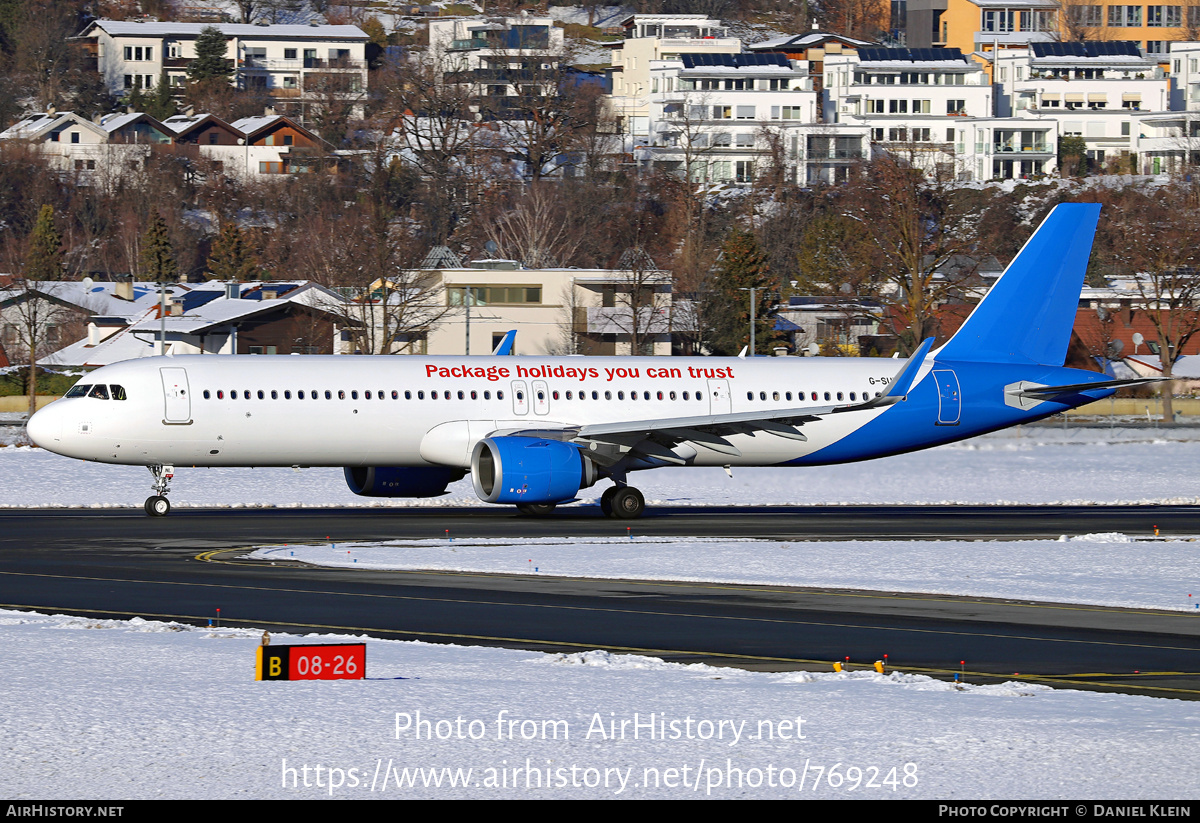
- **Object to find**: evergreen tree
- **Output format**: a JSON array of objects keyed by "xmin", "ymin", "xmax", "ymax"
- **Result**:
[
  {"xmin": 188, "ymin": 26, "xmax": 232, "ymax": 83},
  {"xmin": 206, "ymin": 223, "xmax": 260, "ymax": 280},
  {"xmin": 139, "ymin": 211, "xmax": 178, "ymax": 282},
  {"xmin": 701, "ymin": 228, "xmax": 778, "ymax": 356},
  {"xmin": 24, "ymin": 204, "xmax": 61, "ymax": 281},
  {"xmin": 145, "ymin": 70, "xmax": 177, "ymax": 121}
]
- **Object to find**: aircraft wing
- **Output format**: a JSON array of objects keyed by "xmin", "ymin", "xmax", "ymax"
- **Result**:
[{"xmin": 490, "ymin": 339, "xmax": 935, "ymax": 466}]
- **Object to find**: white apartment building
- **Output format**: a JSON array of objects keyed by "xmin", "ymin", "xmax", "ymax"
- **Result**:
[
  {"xmin": 427, "ymin": 15, "xmax": 566, "ymax": 115},
  {"xmin": 1133, "ymin": 109, "xmax": 1200, "ymax": 171},
  {"xmin": 994, "ymin": 40, "xmax": 1168, "ymax": 171},
  {"xmin": 1135, "ymin": 41, "xmax": 1200, "ymax": 173},
  {"xmin": 75, "ymin": 20, "xmax": 368, "ymax": 122},
  {"xmin": 645, "ymin": 52, "xmax": 823, "ymax": 183},
  {"xmin": 824, "ymin": 47, "xmax": 998, "ymax": 179},
  {"xmin": 606, "ymin": 14, "xmax": 741, "ymax": 138},
  {"xmin": 643, "ymin": 51, "xmax": 870, "ymax": 185},
  {"xmin": 1168, "ymin": 41, "xmax": 1200, "ymax": 109}
]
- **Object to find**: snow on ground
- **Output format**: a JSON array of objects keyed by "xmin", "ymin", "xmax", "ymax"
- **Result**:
[
  {"xmin": 2, "ymin": 609, "xmax": 1199, "ymax": 800},
  {"xmin": 3, "ymin": 424, "xmax": 1200, "ymax": 509},
  {"xmin": 7, "ymin": 422, "xmax": 1200, "ymax": 798},
  {"xmin": 250, "ymin": 533, "xmax": 1200, "ymax": 613}
]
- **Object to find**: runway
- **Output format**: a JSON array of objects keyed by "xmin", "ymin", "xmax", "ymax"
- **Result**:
[{"xmin": 2, "ymin": 505, "xmax": 1200, "ymax": 699}]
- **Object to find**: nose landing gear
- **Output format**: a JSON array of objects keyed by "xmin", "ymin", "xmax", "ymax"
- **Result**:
[{"xmin": 145, "ymin": 464, "xmax": 173, "ymax": 516}]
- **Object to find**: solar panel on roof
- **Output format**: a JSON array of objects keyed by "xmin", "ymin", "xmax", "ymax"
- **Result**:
[{"xmin": 680, "ymin": 52, "xmax": 788, "ymax": 68}]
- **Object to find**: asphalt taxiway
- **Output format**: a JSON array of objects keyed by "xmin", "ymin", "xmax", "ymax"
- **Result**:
[{"xmin": 2, "ymin": 505, "xmax": 1199, "ymax": 699}]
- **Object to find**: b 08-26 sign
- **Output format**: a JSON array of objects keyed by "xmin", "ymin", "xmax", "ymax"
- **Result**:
[{"xmin": 256, "ymin": 643, "xmax": 365, "ymax": 681}]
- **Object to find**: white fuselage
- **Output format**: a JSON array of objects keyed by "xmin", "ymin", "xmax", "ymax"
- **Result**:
[{"xmin": 29, "ymin": 354, "xmax": 908, "ymax": 470}]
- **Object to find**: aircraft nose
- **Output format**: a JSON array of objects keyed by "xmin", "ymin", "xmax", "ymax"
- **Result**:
[{"xmin": 26, "ymin": 402, "xmax": 62, "ymax": 449}]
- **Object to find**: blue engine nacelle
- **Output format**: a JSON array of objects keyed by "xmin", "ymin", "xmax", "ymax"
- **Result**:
[
  {"xmin": 344, "ymin": 466, "xmax": 465, "ymax": 498},
  {"xmin": 470, "ymin": 437, "xmax": 597, "ymax": 505}
]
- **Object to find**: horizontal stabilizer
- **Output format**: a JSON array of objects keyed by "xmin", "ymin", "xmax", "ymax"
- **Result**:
[{"xmin": 1016, "ymin": 377, "xmax": 1165, "ymax": 400}]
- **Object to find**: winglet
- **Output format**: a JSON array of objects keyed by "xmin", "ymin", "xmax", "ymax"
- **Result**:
[
  {"xmin": 839, "ymin": 337, "xmax": 933, "ymax": 412},
  {"xmin": 491, "ymin": 330, "xmax": 517, "ymax": 355},
  {"xmin": 883, "ymin": 337, "xmax": 934, "ymax": 400}
]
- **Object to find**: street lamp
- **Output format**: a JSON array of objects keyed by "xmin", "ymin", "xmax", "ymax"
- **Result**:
[{"xmin": 739, "ymin": 286, "xmax": 756, "ymax": 357}]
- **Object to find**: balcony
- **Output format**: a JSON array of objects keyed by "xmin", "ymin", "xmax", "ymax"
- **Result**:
[
  {"xmin": 241, "ymin": 57, "xmax": 366, "ymax": 71},
  {"xmin": 992, "ymin": 142, "xmax": 1050, "ymax": 153}
]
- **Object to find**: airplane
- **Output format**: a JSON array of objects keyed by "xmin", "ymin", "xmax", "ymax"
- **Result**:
[{"xmin": 26, "ymin": 203, "xmax": 1154, "ymax": 519}]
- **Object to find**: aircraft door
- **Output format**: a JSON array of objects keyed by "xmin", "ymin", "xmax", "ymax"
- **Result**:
[
  {"xmin": 933, "ymin": 369, "xmax": 961, "ymax": 426},
  {"xmin": 511, "ymin": 380, "xmax": 529, "ymax": 415},
  {"xmin": 160, "ymin": 367, "xmax": 191, "ymax": 424},
  {"xmin": 708, "ymin": 380, "xmax": 731, "ymax": 414},
  {"xmin": 532, "ymin": 380, "xmax": 549, "ymax": 415}
]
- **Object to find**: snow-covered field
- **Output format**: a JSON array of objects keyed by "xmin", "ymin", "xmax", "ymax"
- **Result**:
[
  {"xmin": 3, "ymin": 424, "xmax": 1200, "ymax": 509},
  {"xmin": 4, "ymin": 423, "xmax": 1200, "ymax": 799},
  {"xmin": 3, "ymin": 610, "xmax": 1199, "ymax": 800}
]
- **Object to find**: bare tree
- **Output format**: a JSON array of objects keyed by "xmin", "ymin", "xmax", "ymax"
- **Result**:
[
  {"xmin": 483, "ymin": 183, "xmax": 586, "ymax": 267},
  {"xmin": 1098, "ymin": 184, "xmax": 1200, "ymax": 422},
  {"xmin": 1, "ymin": 207, "xmax": 75, "ymax": 417},
  {"xmin": 844, "ymin": 154, "xmax": 980, "ymax": 353},
  {"xmin": 374, "ymin": 48, "xmax": 484, "ymax": 244}
]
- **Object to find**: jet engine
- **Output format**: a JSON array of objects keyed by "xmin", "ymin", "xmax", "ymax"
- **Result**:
[
  {"xmin": 470, "ymin": 437, "xmax": 597, "ymax": 505},
  {"xmin": 343, "ymin": 466, "xmax": 465, "ymax": 498}
]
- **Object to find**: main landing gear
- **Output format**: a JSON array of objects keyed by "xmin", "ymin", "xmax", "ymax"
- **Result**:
[
  {"xmin": 600, "ymin": 485, "xmax": 645, "ymax": 520},
  {"xmin": 145, "ymin": 464, "xmax": 173, "ymax": 517}
]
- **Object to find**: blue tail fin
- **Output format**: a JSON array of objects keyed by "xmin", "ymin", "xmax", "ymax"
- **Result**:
[{"xmin": 937, "ymin": 203, "xmax": 1100, "ymax": 366}]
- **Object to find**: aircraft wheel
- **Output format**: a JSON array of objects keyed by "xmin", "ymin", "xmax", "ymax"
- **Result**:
[
  {"xmin": 608, "ymin": 487, "xmax": 645, "ymax": 520},
  {"xmin": 599, "ymin": 487, "xmax": 616, "ymax": 517},
  {"xmin": 516, "ymin": 503, "xmax": 556, "ymax": 516},
  {"xmin": 145, "ymin": 495, "xmax": 171, "ymax": 517}
]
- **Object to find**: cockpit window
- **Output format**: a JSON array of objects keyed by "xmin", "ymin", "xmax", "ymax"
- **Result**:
[
  {"xmin": 65, "ymin": 384, "xmax": 92, "ymax": 398},
  {"xmin": 111, "ymin": 385, "xmax": 127, "ymax": 401},
  {"xmin": 88, "ymin": 385, "xmax": 109, "ymax": 400}
]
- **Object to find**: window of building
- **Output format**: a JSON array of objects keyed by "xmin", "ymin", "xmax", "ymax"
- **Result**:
[
  {"xmin": 981, "ymin": 9, "xmax": 1014, "ymax": 31},
  {"xmin": 448, "ymin": 286, "xmax": 542, "ymax": 306},
  {"xmin": 1020, "ymin": 10, "xmax": 1055, "ymax": 29},
  {"xmin": 947, "ymin": 99, "xmax": 966, "ymax": 114},
  {"xmin": 735, "ymin": 105, "xmax": 755, "ymax": 120},
  {"xmin": 1146, "ymin": 40, "xmax": 1168, "ymax": 54},
  {"xmin": 1069, "ymin": 5, "xmax": 1104, "ymax": 25},
  {"xmin": 1147, "ymin": 5, "xmax": 1182, "ymax": 25},
  {"xmin": 284, "ymin": 48, "xmax": 297, "ymax": 60},
  {"xmin": 1108, "ymin": 5, "xmax": 1142, "ymax": 26}
]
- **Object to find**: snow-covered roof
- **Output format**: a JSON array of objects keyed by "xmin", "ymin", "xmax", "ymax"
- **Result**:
[
  {"xmin": 80, "ymin": 20, "xmax": 366, "ymax": 40},
  {"xmin": 43, "ymin": 281, "xmax": 347, "ymax": 367},
  {"xmin": 0, "ymin": 112, "xmax": 105, "ymax": 141},
  {"xmin": 0, "ymin": 281, "xmax": 191, "ymax": 317},
  {"xmin": 747, "ymin": 31, "xmax": 874, "ymax": 51},
  {"xmin": 1124, "ymin": 353, "xmax": 1200, "ymax": 379}
]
